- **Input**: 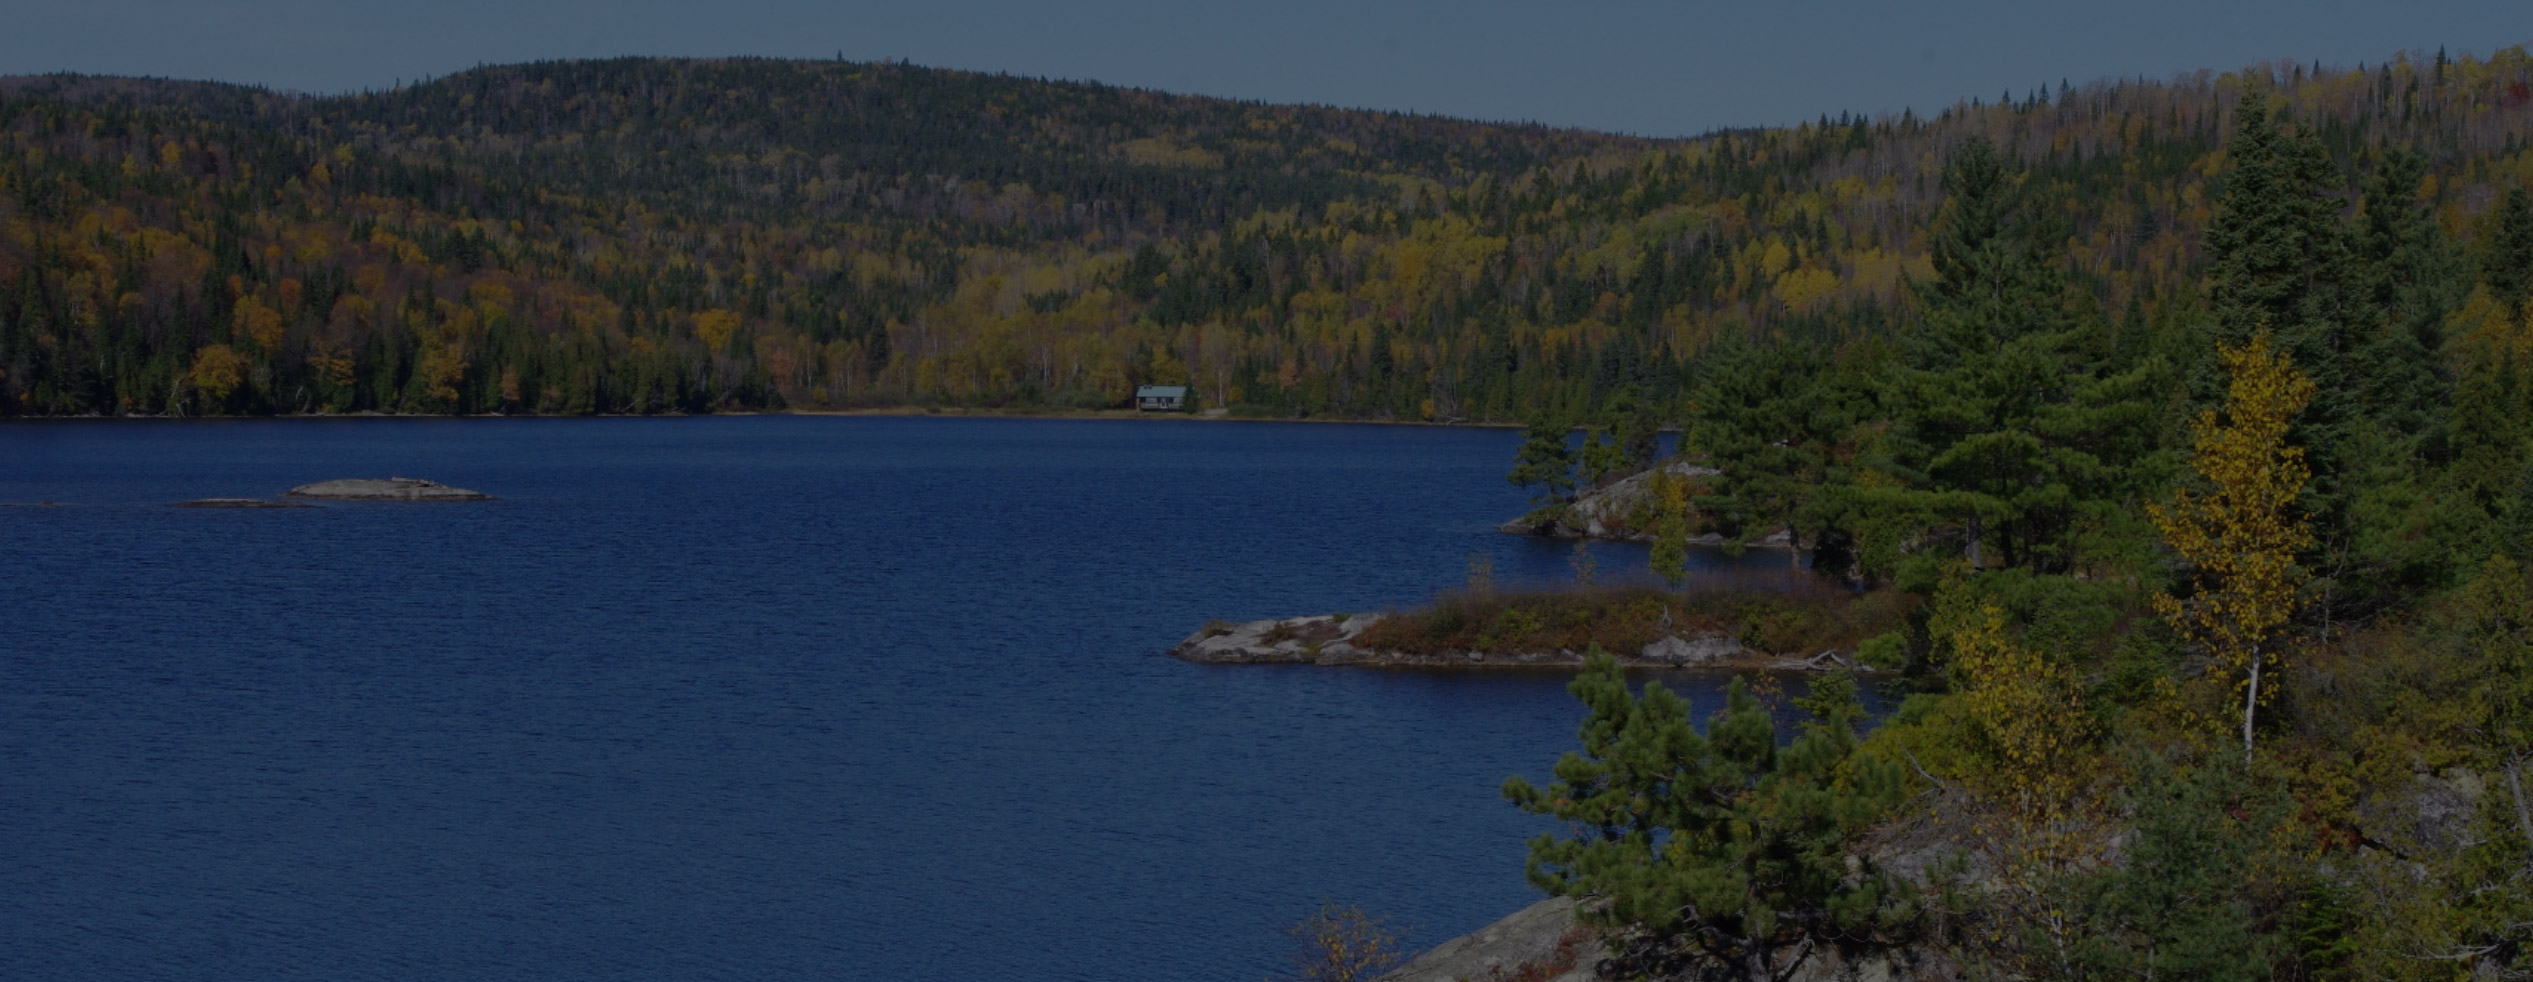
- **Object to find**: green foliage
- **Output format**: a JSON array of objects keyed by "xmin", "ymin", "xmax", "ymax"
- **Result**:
[
  {"xmin": 1880, "ymin": 136, "xmax": 2161, "ymax": 574},
  {"xmin": 1688, "ymin": 334, "xmax": 1848, "ymax": 560},
  {"xmin": 2063, "ymin": 753, "xmax": 2284, "ymax": 981},
  {"xmin": 2505, "ymin": 460, "xmax": 2533, "ymax": 567},
  {"xmin": 7, "ymin": 52, "xmax": 2530, "ymax": 423},
  {"xmin": 1504, "ymin": 652, "xmax": 1913, "ymax": 977},
  {"xmin": 2487, "ymin": 187, "xmax": 2533, "ymax": 331},
  {"xmin": 2348, "ymin": 146, "xmax": 2464, "ymax": 444},
  {"xmin": 1471, "ymin": 90, "xmax": 2533, "ymax": 981},
  {"xmin": 2461, "ymin": 555, "xmax": 2533, "ymax": 779},
  {"xmin": 1854, "ymin": 631, "xmax": 1909, "ymax": 671},
  {"xmin": 1649, "ymin": 470, "xmax": 1691, "ymax": 589},
  {"xmin": 1576, "ymin": 428, "xmax": 1628, "ymax": 489},
  {"xmin": 1508, "ymin": 417, "xmax": 1577, "ymax": 504},
  {"xmin": 2449, "ymin": 351, "xmax": 2528, "ymax": 511}
]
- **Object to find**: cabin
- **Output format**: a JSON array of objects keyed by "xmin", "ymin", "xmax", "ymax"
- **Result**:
[{"xmin": 1134, "ymin": 385, "xmax": 1189, "ymax": 412}]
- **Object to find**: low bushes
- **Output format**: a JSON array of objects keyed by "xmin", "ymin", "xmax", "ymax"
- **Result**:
[{"xmin": 1352, "ymin": 583, "xmax": 1916, "ymax": 657}]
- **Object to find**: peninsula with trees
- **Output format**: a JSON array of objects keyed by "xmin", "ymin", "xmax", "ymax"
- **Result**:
[{"xmin": 1294, "ymin": 55, "xmax": 2532, "ymax": 980}]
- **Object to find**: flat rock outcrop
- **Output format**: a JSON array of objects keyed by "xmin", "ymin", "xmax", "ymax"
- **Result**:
[
  {"xmin": 1380, "ymin": 897, "xmax": 1599, "ymax": 982},
  {"xmin": 173, "ymin": 498, "xmax": 313, "ymax": 508},
  {"xmin": 1383, "ymin": 895, "xmax": 1957, "ymax": 982},
  {"xmin": 1500, "ymin": 460, "xmax": 1805, "ymax": 549},
  {"xmin": 1171, "ymin": 614, "xmax": 1387, "ymax": 665},
  {"xmin": 283, "ymin": 477, "xmax": 491, "ymax": 501},
  {"xmin": 1171, "ymin": 614, "xmax": 1851, "ymax": 671}
]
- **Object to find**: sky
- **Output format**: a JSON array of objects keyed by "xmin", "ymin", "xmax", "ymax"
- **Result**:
[{"xmin": 6, "ymin": 0, "xmax": 2527, "ymax": 136}]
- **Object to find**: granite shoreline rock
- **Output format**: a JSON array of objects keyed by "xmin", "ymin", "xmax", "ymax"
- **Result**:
[
  {"xmin": 1497, "ymin": 459, "xmax": 1794, "ymax": 550},
  {"xmin": 1169, "ymin": 613, "xmax": 1856, "ymax": 672},
  {"xmin": 1376, "ymin": 893, "xmax": 1957, "ymax": 982},
  {"xmin": 1378, "ymin": 897, "xmax": 1600, "ymax": 982},
  {"xmin": 282, "ymin": 478, "xmax": 492, "ymax": 501}
]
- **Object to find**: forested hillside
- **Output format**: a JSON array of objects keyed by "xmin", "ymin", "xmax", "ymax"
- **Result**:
[
  {"xmin": 1464, "ymin": 46, "xmax": 2533, "ymax": 976},
  {"xmin": 0, "ymin": 50, "xmax": 2529, "ymax": 417}
]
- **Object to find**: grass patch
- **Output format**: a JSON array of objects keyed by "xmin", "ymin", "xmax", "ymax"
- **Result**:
[{"xmin": 1353, "ymin": 583, "xmax": 1916, "ymax": 658}]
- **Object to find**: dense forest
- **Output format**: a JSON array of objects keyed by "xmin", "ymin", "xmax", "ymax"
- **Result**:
[
  {"xmin": 1475, "ymin": 53, "xmax": 2533, "ymax": 981},
  {"xmin": 1, "ymin": 49, "xmax": 2528, "ymax": 419}
]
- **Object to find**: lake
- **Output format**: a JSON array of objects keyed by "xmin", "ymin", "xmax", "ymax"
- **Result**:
[{"xmin": 1, "ymin": 416, "xmax": 1818, "ymax": 981}]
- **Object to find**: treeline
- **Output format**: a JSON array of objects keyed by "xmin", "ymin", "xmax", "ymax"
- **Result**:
[
  {"xmin": 1497, "ymin": 100, "xmax": 2533, "ymax": 978},
  {"xmin": 1, "ymin": 50, "xmax": 2530, "ymax": 417}
]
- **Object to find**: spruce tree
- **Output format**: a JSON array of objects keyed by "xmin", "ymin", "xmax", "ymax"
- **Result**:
[
  {"xmin": 2326, "ymin": 148, "xmax": 2474, "ymax": 615},
  {"xmin": 2504, "ymin": 461, "xmax": 2533, "ymax": 567},
  {"xmin": 2204, "ymin": 97, "xmax": 2360, "ymax": 494},
  {"xmin": 2486, "ymin": 187, "xmax": 2533, "ymax": 332},
  {"xmin": 2350, "ymin": 146, "xmax": 2465, "ymax": 443},
  {"xmin": 2206, "ymin": 98, "xmax": 2393, "ymax": 628},
  {"xmin": 2450, "ymin": 352, "xmax": 2527, "ymax": 510}
]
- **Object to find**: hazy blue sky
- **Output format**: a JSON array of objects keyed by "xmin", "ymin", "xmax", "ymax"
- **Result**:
[{"xmin": 7, "ymin": 0, "xmax": 2526, "ymax": 135}]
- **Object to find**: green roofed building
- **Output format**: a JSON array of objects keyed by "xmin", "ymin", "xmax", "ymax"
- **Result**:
[{"xmin": 1135, "ymin": 385, "xmax": 1189, "ymax": 412}]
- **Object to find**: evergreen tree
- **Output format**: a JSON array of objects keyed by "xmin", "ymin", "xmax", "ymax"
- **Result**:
[
  {"xmin": 2486, "ymin": 187, "xmax": 2533, "ymax": 332},
  {"xmin": 2204, "ymin": 98, "xmax": 2361, "ymax": 499},
  {"xmin": 2504, "ymin": 460, "xmax": 2533, "ymax": 567},
  {"xmin": 2322, "ymin": 148, "xmax": 2475, "ymax": 619},
  {"xmin": 1649, "ymin": 469, "xmax": 1690, "ymax": 588},
  {"xmin": 1508, "ymin": 416, "xmax": 1576, "ymax": 504},
  {"xmin": 2350, "ymin": 146, "xmax": 2465, "ymax": 443},
  {"xmin": 1688, "ymin": 335, "xmax": 1845, "ymax": 567},
  {"xmin": 1607, "ymin": 388, "xmax": 1662, "ymax": 473},
  {"xmin": 2460, "ymin": 556, "xmax": 2533, "ymax": 882},
  {"xmin": 2068, "ymin": 754, "xmax": 2281, "ymax": 980},
  {"xmin": 1504, "ymin": 653, "xmax": 1912, "ymax": 979},
  {"xmin": 1576, "ymin": 427, "xmax": 1628, "ymax": 489},
  {"xmin": 2450, "ymin": 352, "xmax": 2527, "ymax": 510},
  {"xmin": 1880, "ymin": 137, "xmax": 2153, "ymax": 572}
]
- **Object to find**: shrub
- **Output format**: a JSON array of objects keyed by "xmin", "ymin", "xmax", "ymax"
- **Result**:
[{"xmin": 1351, "ymin": 584, "xmax": 1912, "ymax": 658}]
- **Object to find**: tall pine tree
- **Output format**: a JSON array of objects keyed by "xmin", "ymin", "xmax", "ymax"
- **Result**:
[{"xmin": 1878, "ymin": 136, "xmax": 2156, "ymax": 573}]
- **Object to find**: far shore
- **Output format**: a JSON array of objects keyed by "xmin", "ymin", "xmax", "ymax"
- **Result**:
[{"xmin": 0, "ymin": 406, "xmax": 1542, "ymax": 428}]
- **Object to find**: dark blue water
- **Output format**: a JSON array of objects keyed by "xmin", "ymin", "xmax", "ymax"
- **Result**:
[{"xmin": 1, "ymin": 417, "xmax": 1811, "ymax": 982}]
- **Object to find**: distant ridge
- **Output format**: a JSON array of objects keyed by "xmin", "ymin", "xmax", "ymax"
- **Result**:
[{"xmin": 1, "ymin": 49, "xmax": 2528, "ymax": 418}]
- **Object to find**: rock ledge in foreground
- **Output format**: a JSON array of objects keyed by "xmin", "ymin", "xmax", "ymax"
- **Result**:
[
  {"xmin": 283, "ymin": 477, "xmax": 492, "ymax": 501},
  {"xmin": 1380, "ymin": 897, "xmax": 1598, "ymax": 982},
  {"xmin": 174, "ymin": 498, "xmax": 313, "ymax": 508}
]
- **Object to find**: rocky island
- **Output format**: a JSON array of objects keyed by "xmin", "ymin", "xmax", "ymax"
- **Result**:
[{"xmin": 282, "ymin": 478, "xmax": 493, "ymax": 501}]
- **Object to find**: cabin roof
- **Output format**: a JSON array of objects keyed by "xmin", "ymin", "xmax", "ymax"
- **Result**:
[{"xmin": 1135, "ymin": 385, "xmax": 1189, "ymax": 398}]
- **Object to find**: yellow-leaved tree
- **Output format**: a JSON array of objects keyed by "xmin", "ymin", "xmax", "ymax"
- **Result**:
[
  {"xmin": 2150, "ymin": 330, "xmax": 2314, "ymax": 762},
  {"xmin": 693, "ymin": 309, "xmax": 741, "ymax": 352},
  {"xmin": 1941, "ymin": 597, "xmax": 2097, "ymax": 969}
]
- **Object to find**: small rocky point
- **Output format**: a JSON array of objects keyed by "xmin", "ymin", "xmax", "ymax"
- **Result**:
[
  {"xmin": 1499, "ymin": 460, "xmax": 1720, "ymax": 540},
  {"xmin": 283, "ymin": 477, "xmax": 492, "ymax": 501},
  {"xmin": 173, "ymin": 498, "xmax": 313, "ymax": 509},
  {"xmin": 1171, "ymin": 614, "xmax": 1852, "ymax": 671}
]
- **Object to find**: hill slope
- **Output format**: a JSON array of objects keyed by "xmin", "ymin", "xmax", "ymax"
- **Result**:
[{"xmin": 1, "ymin": 50, "xmax": 2528, "ymax": 417}]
